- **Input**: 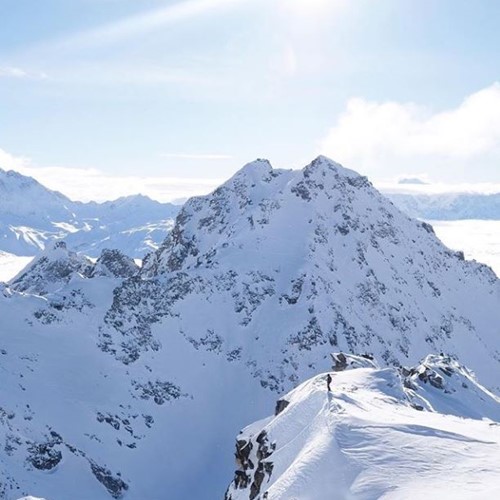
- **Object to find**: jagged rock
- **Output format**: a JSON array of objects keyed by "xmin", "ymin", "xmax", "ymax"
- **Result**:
[
  {"xmin": 90, "ymin": 461, "xmax": 128, "ymax": 499},
  {"xmin": 274, "ymin": 399, "xmax": 289, "ymax": 416},
  {"xmin": 90, "ymin": 249, "xmax": 139, "ymax": 278},
  {"xmin": 26, "ymin": 434, "xmax": 63, "ymax": 471},
  {"xmin": 10, "ymin": 241, "xmax": 94, "ymax": 295},
  {"xmin": 331, "ymin": 352, "xmax": 378, "ymax": 371}
]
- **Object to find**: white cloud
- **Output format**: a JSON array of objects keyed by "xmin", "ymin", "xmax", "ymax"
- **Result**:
[
  {"xmin": 320, "ymin": 83, "xmax": 500, "ymax": 182},
  {"xmin": 0, "ymin": 148, "xmax": 30, "ymax": 169},
  {"xmin": 15, "ymin": 165, "xmax": 223, "ymax": 203}
]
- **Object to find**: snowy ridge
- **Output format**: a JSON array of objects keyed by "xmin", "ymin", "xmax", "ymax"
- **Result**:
[
  {"xmin": 0, "ymin": 167, "xmax": 179, "ymax": 258},
  {"xmin": 225, "ymin": 353, "xmax": 500, "ymax": 500}
]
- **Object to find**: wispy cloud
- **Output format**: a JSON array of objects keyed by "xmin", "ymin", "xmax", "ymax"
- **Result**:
[
  {"xmin": 0, "ymin": 66, "xmax": 47, "ymax": 80},
  {"xmin": 31, "ymin": 0, "xmax": 249, "ymax": 53},
  {"xmin": 161, "ymin": 153, "xmax": 233, "ymax": 160},
  {"xmin": 321, "ymin": 83, "xmax": 500, "ymax": 182}
]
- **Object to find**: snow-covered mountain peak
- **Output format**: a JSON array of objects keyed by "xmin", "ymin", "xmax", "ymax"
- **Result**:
[
  {"xmin": 0, "ymin": 168, "xmax": 72, "ymax": 220},
  {"xmin": 9, "ymin": 240, "xmax": 94, "ymax": 295},
  {"xmin": 234, "ymin": 158, "xmax": 273, "ymax": 180},
  {"xmin": 137, "ymin": 156, "xmax": 499, "ymax": 392},
  {"xmin": 303, "ymin": 154, "xmax": 363, "ymax": 181}
]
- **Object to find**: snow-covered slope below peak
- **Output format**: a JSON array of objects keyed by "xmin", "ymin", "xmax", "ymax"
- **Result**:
[
  {"xmin": 225, "ymin": 354, "xmax": 500, "ymax": 500},
  {"xmin": 0, "ymin": 251, "xmax": 33, "ymax": 282}
]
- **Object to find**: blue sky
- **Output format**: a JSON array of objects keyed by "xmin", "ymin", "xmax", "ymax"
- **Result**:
[{"xmin": 1, "ymin": 0, "xmax": 500, "ymax": 201}]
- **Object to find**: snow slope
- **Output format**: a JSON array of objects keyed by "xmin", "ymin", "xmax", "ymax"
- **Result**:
[
  {"xmin": 0, "ymin": 156, "xmax": 499, "ymax": 499},
  {"xmin": 0, "ymin": 251, "xmax": 33, "ymax": 282},
  {"xmin": 0, "ymin": 168, "xmax": 179, "ymax": 258},
  {"xmin": 225, "ymin": 354, "xmax": 500, "ymax": 500}
]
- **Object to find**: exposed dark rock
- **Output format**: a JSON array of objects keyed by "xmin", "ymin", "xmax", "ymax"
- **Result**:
[
  {"xmin": 132, "ymin": 379, "xmax": 186, "ymax": 405},
  {"xmin": 274, "ymin": 398, "xmax": 289, "ymax": 416},
  {"xmin": 91, "ymin": 249, "xmax": 139, "ymax": 278},
  {"xmin": 90, "ymin": 461, "xmax": 129, "ymax": 499},
  {"xmin": 27, "ymin": 438, "xmax": 62, "ymax": 471}
]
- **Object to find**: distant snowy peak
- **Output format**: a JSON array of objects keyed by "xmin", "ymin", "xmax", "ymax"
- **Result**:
[
  {"xmin": 0, "ymin": 167, "xmax": 72, "ymax": 219},
  {"xmin": 0, "ymin": 168, "xmax": 180, "ymax": 257},
  {"xmin": 387, "ymin": 191, "xmax": 500, "ymax": 220},
  {"xmin": 397, "ymin": 177, "xmax": 429, "ymax": 185},
  {"xmin": 225, "ymin": 353, "xmax": 500, "ymax": 500}
]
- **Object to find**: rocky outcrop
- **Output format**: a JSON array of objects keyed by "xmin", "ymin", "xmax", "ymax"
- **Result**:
[
  {"xmin": 10, "ymin": 241, "xmax": 93, "ymax": 295},
  {"xmin": 226, "ymin": 430, "xmax": 276, "ymax": 500},
  {"xmin": 90, "ymin": 249, "xmax": 139, "ymax": 278},
  {"xmin": 90, "ymin": 461, "xmax": 129, "ymax": 498},
  {"xmin": 331, "ymin": 352, "xmax": 378, "ymax": 371}
]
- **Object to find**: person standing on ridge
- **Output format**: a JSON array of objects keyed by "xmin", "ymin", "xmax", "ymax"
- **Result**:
[{"xmin": 326, "ymin": 373, "xmax": 332, "ymax": 392}]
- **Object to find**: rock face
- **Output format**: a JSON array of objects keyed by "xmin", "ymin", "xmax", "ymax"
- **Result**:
[
  {"xmin": 0, "ymin": 156, "xmax": 499, "ymax": 499},
  {"xmin": 90, "ymin": 249, "xmax": 139, "ymax": 279},
  {"xmin": 225, "ymin": 354, "xmax": 500, "ymax": 500}
]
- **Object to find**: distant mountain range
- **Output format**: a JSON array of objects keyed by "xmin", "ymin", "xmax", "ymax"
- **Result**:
[
  {"xmin": 386, "ymin": 192, "xmax": 500, "ymax": 220},
  {"xmin": 0, "ymin": 168, "xmax": 180, "ymax": 257}
]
